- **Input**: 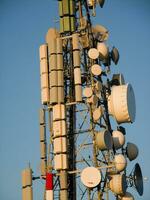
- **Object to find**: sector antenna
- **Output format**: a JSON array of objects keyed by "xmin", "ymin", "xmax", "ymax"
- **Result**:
[{"xmin": 21, "ymin": 1, "xmax": 144, "ymax": 200}]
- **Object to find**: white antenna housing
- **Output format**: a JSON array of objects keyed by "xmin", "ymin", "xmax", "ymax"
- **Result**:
[
  {"xmin": 112, "ymin": 130, "xmax": 125, "ymax": 150},
  {"xmin": 108, "ymin": 84, "xmax": 136, "ymax": 124},
  {"xmin": 114, "ymin": 154, "xmax": 127, "ymax": 172},
  {"xmin": 81, "ymin": 167, "xmax": 101, "ymax": 188},
  {"xmin": 109, "ymin": 174, "xmax": 127, "ymax": 195},
  {"xmin": 95, "ymin": 130, "xmax": 113, "ymax": 150}
]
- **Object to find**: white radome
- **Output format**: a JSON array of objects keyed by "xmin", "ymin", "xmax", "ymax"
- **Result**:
[
  {"xmin": 91, "ymin": 64, "xmax": 102, "ymax": 76},
  {"xmin": 114, "ymin": 154, "xmax": 127, "ymax": 172},
  {"xmin": 97, "ymin": 42, "xmax": 108, "ymax": 59},
  {"xmin": 81, "ymin": 167, "xmax": 101, "ymax": 188},
  {"xmin": 109, "ymin": 174, "xmax": 127, "ymax": 195},
  {"xmin": 88, "ymin": 48, "xmax": 99, "ymax": 59},
  {"xmin": 92, "ymin": 24, "xmax": 109, "ymax": 41},
  {"xmin": 95, "ymin": 130, "xmax": 113, "ymax": 150},
  {"xmin": 108, "ymin": 84, "xmax": 136, "ymax": 124},
  {"xmin": 112, "ymin": 130, "xmax": 125, "ymax": 150}
]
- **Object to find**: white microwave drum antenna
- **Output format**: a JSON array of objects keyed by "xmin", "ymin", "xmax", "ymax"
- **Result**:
[
  {"xmin": 109, "ymin": 174, "xmax": 127, "ymax": 195},
  {"xmin": 92, "ymin": 24, "xmax": 109, "ymax": 41},
  {"xmin": 80, "ymin": 167, "xmax": 101, "ymax": 188},
  {"xmin": 108, "ymin": 84, "xmax": 136, "ymax": 124},
  {"xmin": 112, "ymin": 130, "xmax": 125, "ymax": 150},
  {"xmin": 114, "ymin": 154, "xmax": 127, "ymax": 172}
]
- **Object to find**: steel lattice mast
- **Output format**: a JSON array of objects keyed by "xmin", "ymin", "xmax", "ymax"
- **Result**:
[{"xmin": 21, "ymin": 1, "xmax": 144, "ymax": 200}]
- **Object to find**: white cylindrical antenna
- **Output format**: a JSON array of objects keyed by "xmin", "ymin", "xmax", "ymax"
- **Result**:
[
  {"xmin": 54, "ymin": 154, "xmax": 68, "ymax": 170},
  {"xmin": 46, "ymin": 28, "xmax": 59, "ymax": 104},
  {"xmin": 59, "ymin": 171, "xmax": 68, "ymax": 199},
  {"xmin": 72, "ymin": 34, "xmax": 82, "ymax": 102},
  {"xmin": 22, "ymin": 167, "xmax": 33, "ymax": 200},
  {"xmin": 39, "ymin": 109, "xmax": 45, "ymax": 125},
  {"xmin": 39, "ymin": 109, "xmax": 47, "ymax": 177},
  {"xmin": 39, "ymin": 44, "xmax": 50, "ymax": 105},
  {"xmin": 57, "ymin": 38, "xmax": 64, "ymax": 103},
  {"xmin": 60, "ymin": 190, "xmax": 68, "ymax": 200},
  {"xmin": 53, "ymin": 104, "xmax": 66, "ymax": 120},
  {"xmin": 53, "ymin": 119, "xmax": 66, "ymax": 138},
  {"xmin": 52, "ymin": 104, "xmax": 68, "ymax": 170},
  {"xmin": 53, "ymin": 137, "xmax": 67, "ymax": 154},
  {"xmin": 60, "ymin": 171, "xmax": 68, "ymax": 190}
]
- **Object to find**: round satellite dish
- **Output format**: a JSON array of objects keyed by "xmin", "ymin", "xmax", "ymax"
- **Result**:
[
  {"xmin": 95, "ymin": 130, "xmax": 113, "ymax": 150},
  {"xmin": 88, "ymin": 48, "xmax": 99, "ymax": 59},
  {"xmin": 114, "ymin": 154, "xmax": 127, "ymax": 172},
  {"xmin": 120, "ymin": 192, "xmax": 134, "ymax": 200},
  {"xmin": 91, "ymin": 64, "xmax": 102, "ymax": 76},
  {"xmin": 111, "ymin": 47, "xmax": 120, "ymax": 65},
  {"xmin": 93, "ymin": 106, "xmax": 103, "ymax": 121},
  {"xmin": 108, "ymin": 84, "xmax": 136, "ymax": 124},
  {"xmin": 81, "ymin": 167, "xmax": 101, "ymax": 188},
  {"xmin": 92, "ymin": 24, "xmax": 109, "ymax": 41},
  {"xmin": 109, "ymin": 174, "xmax": 127, "ymax": 195},
  {"xmin": 112, "ymin": 130, "xmax": 125, "ymax": 150},
  {"xmin": 111, "ymin": 74, "xmax": 125, "ymax": 86},
  {"xmin": 133, "ymin": 163, "xmax": 143, "ymax": 196},
  {"xmin": 97, "ymin": 42, "xmax": 108, "ymax": 59},
  {"xmin": 126, "ymin": 142, "xmax": 139, "ymax": 161},
  {"xmin": 83, "ymin": 87, "xmax": 93, "ymax": 98}
]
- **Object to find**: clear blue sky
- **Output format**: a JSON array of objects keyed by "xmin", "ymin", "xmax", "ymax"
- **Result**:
[{"xmin": 0, "ymin": 0, "xmax": 150, "ymax": 199}]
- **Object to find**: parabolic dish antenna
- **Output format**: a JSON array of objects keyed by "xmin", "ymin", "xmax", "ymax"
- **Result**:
[
  {"xmin": 80, "ymin": 167, "xmax": 101, "ymax": 188},
  {"xmin": 108, "ymin": 84, "xmax": 136, "ymax": 124},
  {"xmin": 88, "ymin": 48, "xmax": 99, "ymax": 60},
  {"xmin": 111, "ymin": 46, "xmax": 120, "ymax": 65},
  {"xmin": 126, "ymin": 142, "xmax": 139, "ymax": 161},
  {"xmin": 133, "ymin": 163, "xmax": 144, "ymax": 196},
  {"xmin": 92, "ymin": 24, "xmax": 109, "ymax": 41}
]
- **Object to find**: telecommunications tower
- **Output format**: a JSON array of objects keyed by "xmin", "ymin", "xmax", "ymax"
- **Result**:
[{"xmin": 21, "ymin": 1, "xmax": 144, "ymax": 200}]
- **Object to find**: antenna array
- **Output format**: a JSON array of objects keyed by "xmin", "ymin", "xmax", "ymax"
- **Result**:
[{"xmin": 22, "ymin": 1, "xmax": 144, "ymax": 200}]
